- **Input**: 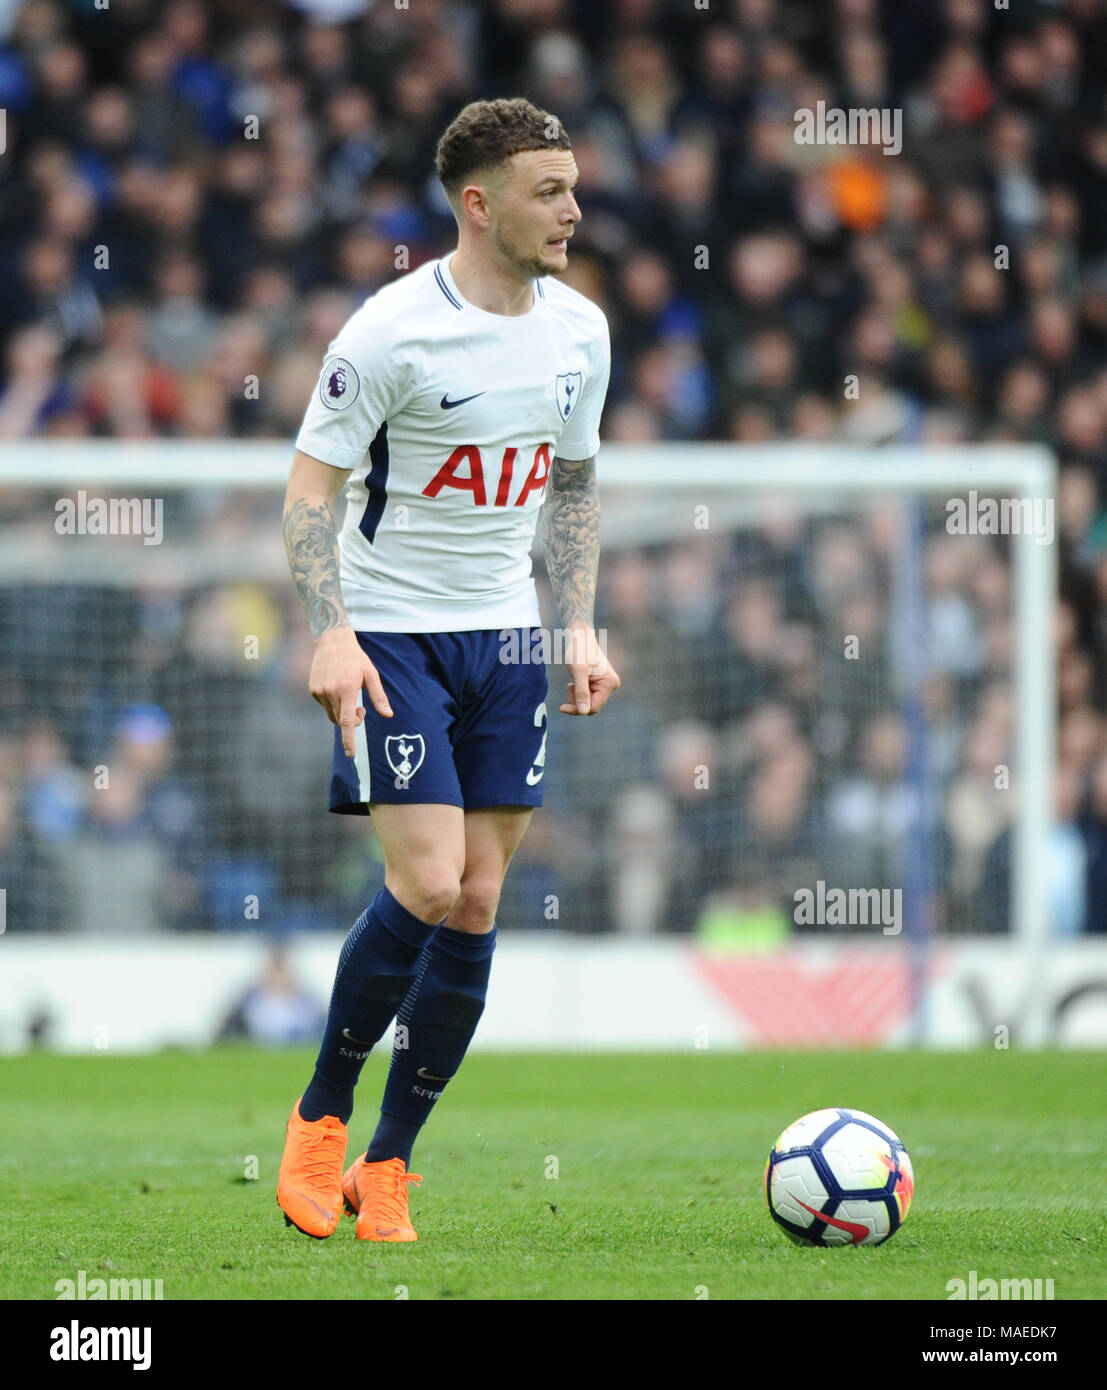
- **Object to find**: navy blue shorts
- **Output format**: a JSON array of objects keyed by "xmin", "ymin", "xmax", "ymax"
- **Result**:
[{"xmin": 329, "ymin": 629, "xmax": 550, "ymax": 814}]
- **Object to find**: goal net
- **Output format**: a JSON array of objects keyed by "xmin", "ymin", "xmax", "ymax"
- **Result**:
[{"xmin": 0, "ymin": 442, "xmax": 1054, "ymax": 967}]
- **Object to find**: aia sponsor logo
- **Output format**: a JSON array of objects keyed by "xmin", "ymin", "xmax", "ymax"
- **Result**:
[{"xmin": 423, "ymin": 444, "xmax": 551, "ymax": 507}]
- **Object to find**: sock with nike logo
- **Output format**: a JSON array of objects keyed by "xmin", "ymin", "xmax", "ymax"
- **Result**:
[
  {"xmin": 365, "ymin": 923, "xmax": 496, "ymax": 1164},
  {"xmin": 300, "ymin": 887, "xmax": 442, "ymax": 1124}
]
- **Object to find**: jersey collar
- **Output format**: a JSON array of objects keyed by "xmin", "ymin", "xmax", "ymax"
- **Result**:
[{"xmin": 436, "ymin": 254, "xmax": 545, "ymax": 318}]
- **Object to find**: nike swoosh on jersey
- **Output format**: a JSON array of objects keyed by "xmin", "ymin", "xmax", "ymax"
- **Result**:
[{"xmin": 440, "ymin": 392, "xmax": 487, "ymax": 409}]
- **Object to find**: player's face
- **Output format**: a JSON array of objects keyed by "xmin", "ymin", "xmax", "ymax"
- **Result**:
[{"xmin": 491, "ymin": 150, "xmax": 581, "ymax": 279}]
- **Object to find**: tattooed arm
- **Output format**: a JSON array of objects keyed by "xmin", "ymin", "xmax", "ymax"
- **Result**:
[
  {"xmin": 541, "ymin": 453, "xmax": 601, "ymax": 627},
  {"xmin": 283, "ymin": 451, "xmax": 353, "ymax": 640},
  {"xmin": 283, "ymin": 449, "xmax": 393, "ymax": 750},
  {"xmin": 541, "ymin": 453, "xmax": 621, "ymax": 716}
]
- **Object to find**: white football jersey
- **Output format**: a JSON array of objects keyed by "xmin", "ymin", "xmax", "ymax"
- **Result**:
[{"xmin": 295, "ymin": 253, "xmax": 611, "ymax": 632}]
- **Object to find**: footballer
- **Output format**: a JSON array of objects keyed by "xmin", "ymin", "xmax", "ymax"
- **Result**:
[{"xmin": 276, "ymin": 97, "xmax": 618, "ymax": 1242}]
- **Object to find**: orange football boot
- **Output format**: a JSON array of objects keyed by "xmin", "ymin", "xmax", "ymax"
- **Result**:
[
  {"xmin": 342, "ymin": 1155, "xmax": 423, "ymax": 1242},
  {"xmin": 277, "ymin": 1098, "xmax": 348, "ymax": 1238}
]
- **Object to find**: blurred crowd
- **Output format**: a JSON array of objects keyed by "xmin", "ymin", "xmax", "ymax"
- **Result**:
[{"xmin": 1, "ymin": 0, "xmax": 1106, "ymax": 934}]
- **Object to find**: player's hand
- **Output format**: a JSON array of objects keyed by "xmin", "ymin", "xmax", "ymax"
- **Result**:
[
  {"xmin": 308, "ymin": 626, "xmax": 393, "ymax": 755},
  {"xmin": 559, "ymin": 623, "xmax": 621, "ymax": 716}
]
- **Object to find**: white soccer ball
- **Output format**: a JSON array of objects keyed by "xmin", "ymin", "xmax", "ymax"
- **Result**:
[{"xmin": 765, "ymin": 1107, "xmax": 914, "ymax": 1247}]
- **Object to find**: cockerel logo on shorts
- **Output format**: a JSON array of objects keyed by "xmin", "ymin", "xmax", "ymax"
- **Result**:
[{"xmin": 385, "ymin": 733, "xmax": 425, "ymax": 781}]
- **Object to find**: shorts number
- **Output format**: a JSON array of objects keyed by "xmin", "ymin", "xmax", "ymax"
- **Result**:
[{"xmin": 526, "ymin": 702, "xmax": 548, "ymax": 786}]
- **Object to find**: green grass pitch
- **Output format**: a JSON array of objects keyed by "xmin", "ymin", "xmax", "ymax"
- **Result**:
[{"xmin": 2, "ymin": 1048, "xmax": 1104, "ymax": 1301}]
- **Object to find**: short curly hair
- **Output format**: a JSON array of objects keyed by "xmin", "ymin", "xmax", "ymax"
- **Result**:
[{"xmin": 435, "ymin": 97, "xmax": 572, "ymax": 209}]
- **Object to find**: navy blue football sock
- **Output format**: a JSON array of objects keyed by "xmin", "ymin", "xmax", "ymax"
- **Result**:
[
  {"xmin": 300, "ymin": 887, "xmax": 442, "ymax": 1124},
  {"xmin": 365, "ymin": 924, "xmax": 496, "ymax": 1165}
]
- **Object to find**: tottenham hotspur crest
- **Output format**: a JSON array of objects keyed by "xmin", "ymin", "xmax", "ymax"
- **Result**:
[
  {"xmin": 555, "ymin": 370, "xmax": 583, "ymax": 422},
  {"xmin": 385, "ymin": 734, "xmax": 425, "ymax": 782}
]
